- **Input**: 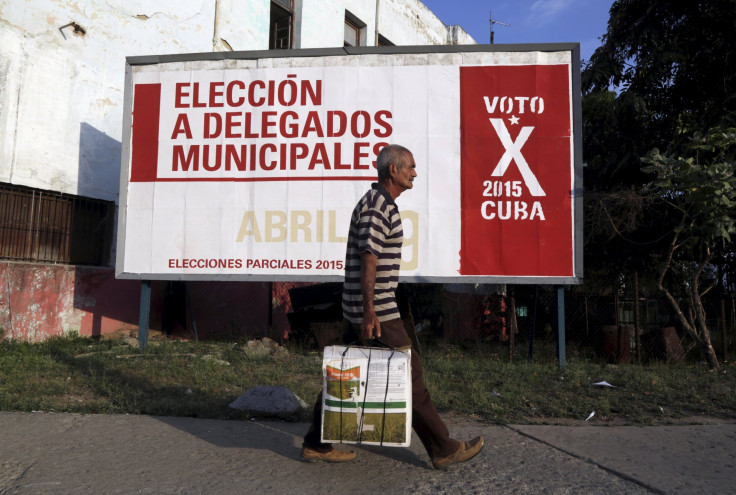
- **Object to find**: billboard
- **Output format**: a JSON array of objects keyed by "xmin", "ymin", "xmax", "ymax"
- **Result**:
[{"xmin": 117, "ymin": 45, "xmax": 582, "ymax": 283}]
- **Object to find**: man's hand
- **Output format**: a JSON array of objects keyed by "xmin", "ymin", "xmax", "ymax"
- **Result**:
[
  {"xmin": 361, "ymin": 310, "xmax": 381, "ymax": 340},
  {"xmin": 360, "ymin": 252, "xmax": 381, "ymax": 340}
]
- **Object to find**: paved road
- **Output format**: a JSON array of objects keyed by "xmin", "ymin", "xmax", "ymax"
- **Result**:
[{"xmin": 1, "ymin": 412, "xmax": 734, "ymax": 494}]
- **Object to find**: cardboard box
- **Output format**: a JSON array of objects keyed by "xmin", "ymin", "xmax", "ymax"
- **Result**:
[{"xmin": 321, "ymin": 345, "xmax": 412, "ymax": 447}]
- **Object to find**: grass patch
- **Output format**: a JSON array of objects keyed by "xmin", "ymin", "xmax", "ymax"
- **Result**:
[
  {"xmin": 1, "ymin": 334, "xmax": 734, "ymax": 424},
  {"xmin": 422, "ymin": 341, "xmax": 736, "ymax": 424}
]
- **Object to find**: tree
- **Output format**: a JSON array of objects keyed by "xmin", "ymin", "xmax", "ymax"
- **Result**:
[
  {"xmin": 583, "ymin": 0, "xmax": 736, "ymax": 190},
  {"xmin": 581, "ymin": 1, "xmax": 736, "ymax": 367},
  {"xmin": 584, "ymin": 0, "xmax": 736, "ymax": 149},
  {"xmin": 641, "ymin": 127, "xmax": 736, "ymax": 369}
]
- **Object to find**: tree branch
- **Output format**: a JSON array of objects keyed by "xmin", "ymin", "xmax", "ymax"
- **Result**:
[{"xmin": 656, "ymin": 229, "xmax": 702, "ymax": 344}]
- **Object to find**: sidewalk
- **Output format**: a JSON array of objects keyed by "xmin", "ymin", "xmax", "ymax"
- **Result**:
[{"xmin": 1, "ymin": 412, "xmax": 734, "ymax": 494}]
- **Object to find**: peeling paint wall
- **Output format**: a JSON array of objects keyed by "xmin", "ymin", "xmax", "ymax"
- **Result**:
[
  {"xmin": 0, "ymin": 262, "xmax": 272, "ymax": 341},
  {"xmin": 0, "ymin": 0, "xmax": 220, "ymax": 202},
  {"xmin": 216, "ymin": 0, "xmax": 270, "ymax": 50},
  {"xmin": 0, "ymin": 262, "xmax": 140, "ymax": 341}
]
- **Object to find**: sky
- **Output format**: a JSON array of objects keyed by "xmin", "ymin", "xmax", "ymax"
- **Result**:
[{"xmin": 421, "ymin": 0, "xmax": 615, "ymax": 63}]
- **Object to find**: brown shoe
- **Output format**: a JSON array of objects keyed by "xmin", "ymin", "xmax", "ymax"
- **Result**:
[
  {"xmin": 301, "ymin": 444, "xmax": 356, "ymax": 463},
  {"xmin": 431, "ymin": 436, "xmax": 484, "ymax": 469}
]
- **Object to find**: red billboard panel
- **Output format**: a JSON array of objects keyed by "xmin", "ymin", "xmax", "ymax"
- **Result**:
[{"xmin": 460, "ymin": 65, "xmax": 573, "ymax": 276}]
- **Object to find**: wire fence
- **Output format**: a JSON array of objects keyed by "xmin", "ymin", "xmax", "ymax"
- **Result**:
[{"xmin": 276, "ymin": 278, "xmax": 735, "ymax": 366}]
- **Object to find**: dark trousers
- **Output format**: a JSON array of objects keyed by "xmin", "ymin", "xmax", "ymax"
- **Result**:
[{"xmin": 303, "ymin": 319, "xmax": 461, "ymax": 459}]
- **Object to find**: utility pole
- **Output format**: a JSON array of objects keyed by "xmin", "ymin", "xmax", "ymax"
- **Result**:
[{"xmin": 489, "ymin": 10, "xmax": 510, "ymax": 44}]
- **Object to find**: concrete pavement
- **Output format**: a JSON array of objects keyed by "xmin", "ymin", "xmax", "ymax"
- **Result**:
[{"xmin": 1, "ymin": 412, "xmax": 734, "ymax": 494}]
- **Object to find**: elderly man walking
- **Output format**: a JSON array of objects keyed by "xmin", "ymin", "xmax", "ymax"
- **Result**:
[{"xmin": 301, "ymin": 144, "xmax": 484, "ymax": 469}]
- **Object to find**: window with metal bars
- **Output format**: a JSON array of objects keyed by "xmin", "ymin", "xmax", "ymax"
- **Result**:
[{"xmin": 0, "ymin": 182, "xmax": 114, "ymax": 266}]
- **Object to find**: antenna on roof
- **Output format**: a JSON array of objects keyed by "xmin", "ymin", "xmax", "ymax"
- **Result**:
[{"xmin": 489, "ymin": 10, "xmax": 510, "ymax": 44}]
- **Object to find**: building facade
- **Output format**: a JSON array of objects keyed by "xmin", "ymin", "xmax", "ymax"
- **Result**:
[{"xmin": 0, "ymin": 0, "xmax": 475, "ymax": 341}]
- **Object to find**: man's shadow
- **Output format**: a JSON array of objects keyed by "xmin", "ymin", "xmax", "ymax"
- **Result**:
[{"xmin": 153, "ymin": 416, "xmax": 428, "ymax": 467}]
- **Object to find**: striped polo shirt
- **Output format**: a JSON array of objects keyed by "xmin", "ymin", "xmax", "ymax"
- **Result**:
[{"xmin": 342, "ymin": 183, "xmax": 403, "ymax": 323}]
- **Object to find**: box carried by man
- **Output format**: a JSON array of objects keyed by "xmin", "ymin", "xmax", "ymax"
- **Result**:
[{"xmin": 320, "ymin": 345, "xmax": 412, "ymax": 447}]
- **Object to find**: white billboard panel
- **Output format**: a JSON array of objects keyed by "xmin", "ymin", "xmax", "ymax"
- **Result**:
[{"xmin": 117, "ymin": 46, "xmax": 582, "ymax": 283}]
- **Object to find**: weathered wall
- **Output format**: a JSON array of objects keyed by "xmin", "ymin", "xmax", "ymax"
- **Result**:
[
  {"xmin": 0, "ymin": 262, "xmax": 139, "ymax": 341},
  {"xmin": 448, "ymin": 24, "xmax": 476, "ymax": 45},
  {"xmin": 375, "ymin": 0, "xmax": 450, "ymax": 46},
  {"xmin": 0, "ymin": 262, "xmax": 273, "ymax": 341},
  {"xmin": 302, "ymin": 0, "xmax": 475, "ymax": 49},
  {"xmin": 0, "ymin": 0, "xmax": 268, "ymax": 203}
]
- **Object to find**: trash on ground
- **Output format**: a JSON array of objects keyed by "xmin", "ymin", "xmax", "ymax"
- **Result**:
[{"xmin": 593, "ymin": 381, "xmax": 617, "ymax": 388}]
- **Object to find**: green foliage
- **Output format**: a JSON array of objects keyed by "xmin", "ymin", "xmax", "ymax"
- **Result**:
[
  {"xmin": 583, "ymin": 1, "xmax": 736, "ymax": 189},
  {"xmin": 641, "ymin": 127, "xmax": 736, "ymax": 249},
  {"xmin": 584, "ymin": 1, "xmax": 736, "ymax": 139}
]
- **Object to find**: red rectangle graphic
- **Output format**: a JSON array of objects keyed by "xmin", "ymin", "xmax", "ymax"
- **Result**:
[
  {"xmin": 130, "ymin": 84, "xmax": 161, "ymax": 182},
  {"xmin": 459, "ymin": 65, "xmax": 573, "ymax": 276}
]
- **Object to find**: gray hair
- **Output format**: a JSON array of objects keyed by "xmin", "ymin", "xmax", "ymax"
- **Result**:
[{"xmin": 376, "ymin": 144, "xmax": 412, "ymax": 181}]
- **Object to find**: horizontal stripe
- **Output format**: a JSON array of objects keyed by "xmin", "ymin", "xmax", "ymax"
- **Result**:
[
  {"xmin": 342, "ymin": 297, "xmax": 396, "ymax": 305},
  {"xmin": 342, "ymin": 308, "xmax": 400, "ymax": 322},
  {"xmin": 344, "ymin": 270, "xmax": 400, "ymax": 280},
  {"xmin": 346, "ymin": 250, "xmax": 401, "ymax": 259},
  {"xmin": 374, "ymin": 306, "xmax": 400, "ymax": 317},
  {"xmin": 343, "ymin": 285, "xmax": 399, "ymax": 294},
  {"xmin": 359, "ymin": 213, "xmax": 391, "ymax": 230},
  {"xmin": 342, "ymin": 285, "xmax": 399, "ymax": 295},
  {"xmin": 345, "ymin": 247, "xmax": 402, "ymax": 257},
  {"xmin": 376, "ymin": 266, "xmax": 401, "ymax": 273}
]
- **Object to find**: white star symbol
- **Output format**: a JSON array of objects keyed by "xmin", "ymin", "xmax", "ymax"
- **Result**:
[{"xmin": 509, "ymin": 115, "xmax": 520, "ymax": 125}]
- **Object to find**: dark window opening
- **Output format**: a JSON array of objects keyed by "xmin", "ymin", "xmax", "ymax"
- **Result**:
[
  {"xmin": 0, "ymin": 182, "xmax": 114, "ymax": 266},
  {"xmin": 378, "ymin": 34, "xmax": 394, "ymax": 46},
  {"xmin": 270, "ymin": 0, "xmax": 293, "ymax": 50},
  {"xmin": 344, "ymin": 11, "xmax": 366, "ymax": 47}
]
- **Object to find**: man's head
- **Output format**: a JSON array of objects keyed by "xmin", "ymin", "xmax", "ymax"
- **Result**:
[{"xmin": 376, "ymin": 144, "xmax": 417, "ymax": 199}]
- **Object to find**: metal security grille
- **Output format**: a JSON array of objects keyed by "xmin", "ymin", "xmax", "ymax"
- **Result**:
[{"xmin": 0, "ymin": 182, "xmax": 114, "ymax": 266}]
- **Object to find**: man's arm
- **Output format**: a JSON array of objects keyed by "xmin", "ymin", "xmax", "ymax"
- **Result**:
[{"xmin": 360, "ymin": 251, "xmax": 381, "ymax": 340}]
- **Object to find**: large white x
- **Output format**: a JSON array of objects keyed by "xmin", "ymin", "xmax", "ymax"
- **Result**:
[{"xmin": 489, "ymin": 118, "xmax": 546, "ymax": 197}]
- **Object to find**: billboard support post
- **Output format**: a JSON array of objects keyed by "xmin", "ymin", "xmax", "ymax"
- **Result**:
[
  {"xmin": 138, "ymin": 280, "xmax": 151, "ymax": 350},
  {"xmin": 528, "ymin": 285, "xmax": 538, "ymax": 361},
  {"xmin": 556, "ymin": 286, "xmax": 566, "ymax": 369}
]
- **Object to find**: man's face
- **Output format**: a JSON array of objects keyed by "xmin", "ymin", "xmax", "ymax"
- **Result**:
[{"xmin": 394, "ymin": 152, "xmax": 417, "ymax": 191}]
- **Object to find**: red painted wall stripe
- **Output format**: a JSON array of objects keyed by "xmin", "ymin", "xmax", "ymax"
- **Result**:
[{"xmin": 130, "ymin": 84, "xmax": 161, "ymax": 182}]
